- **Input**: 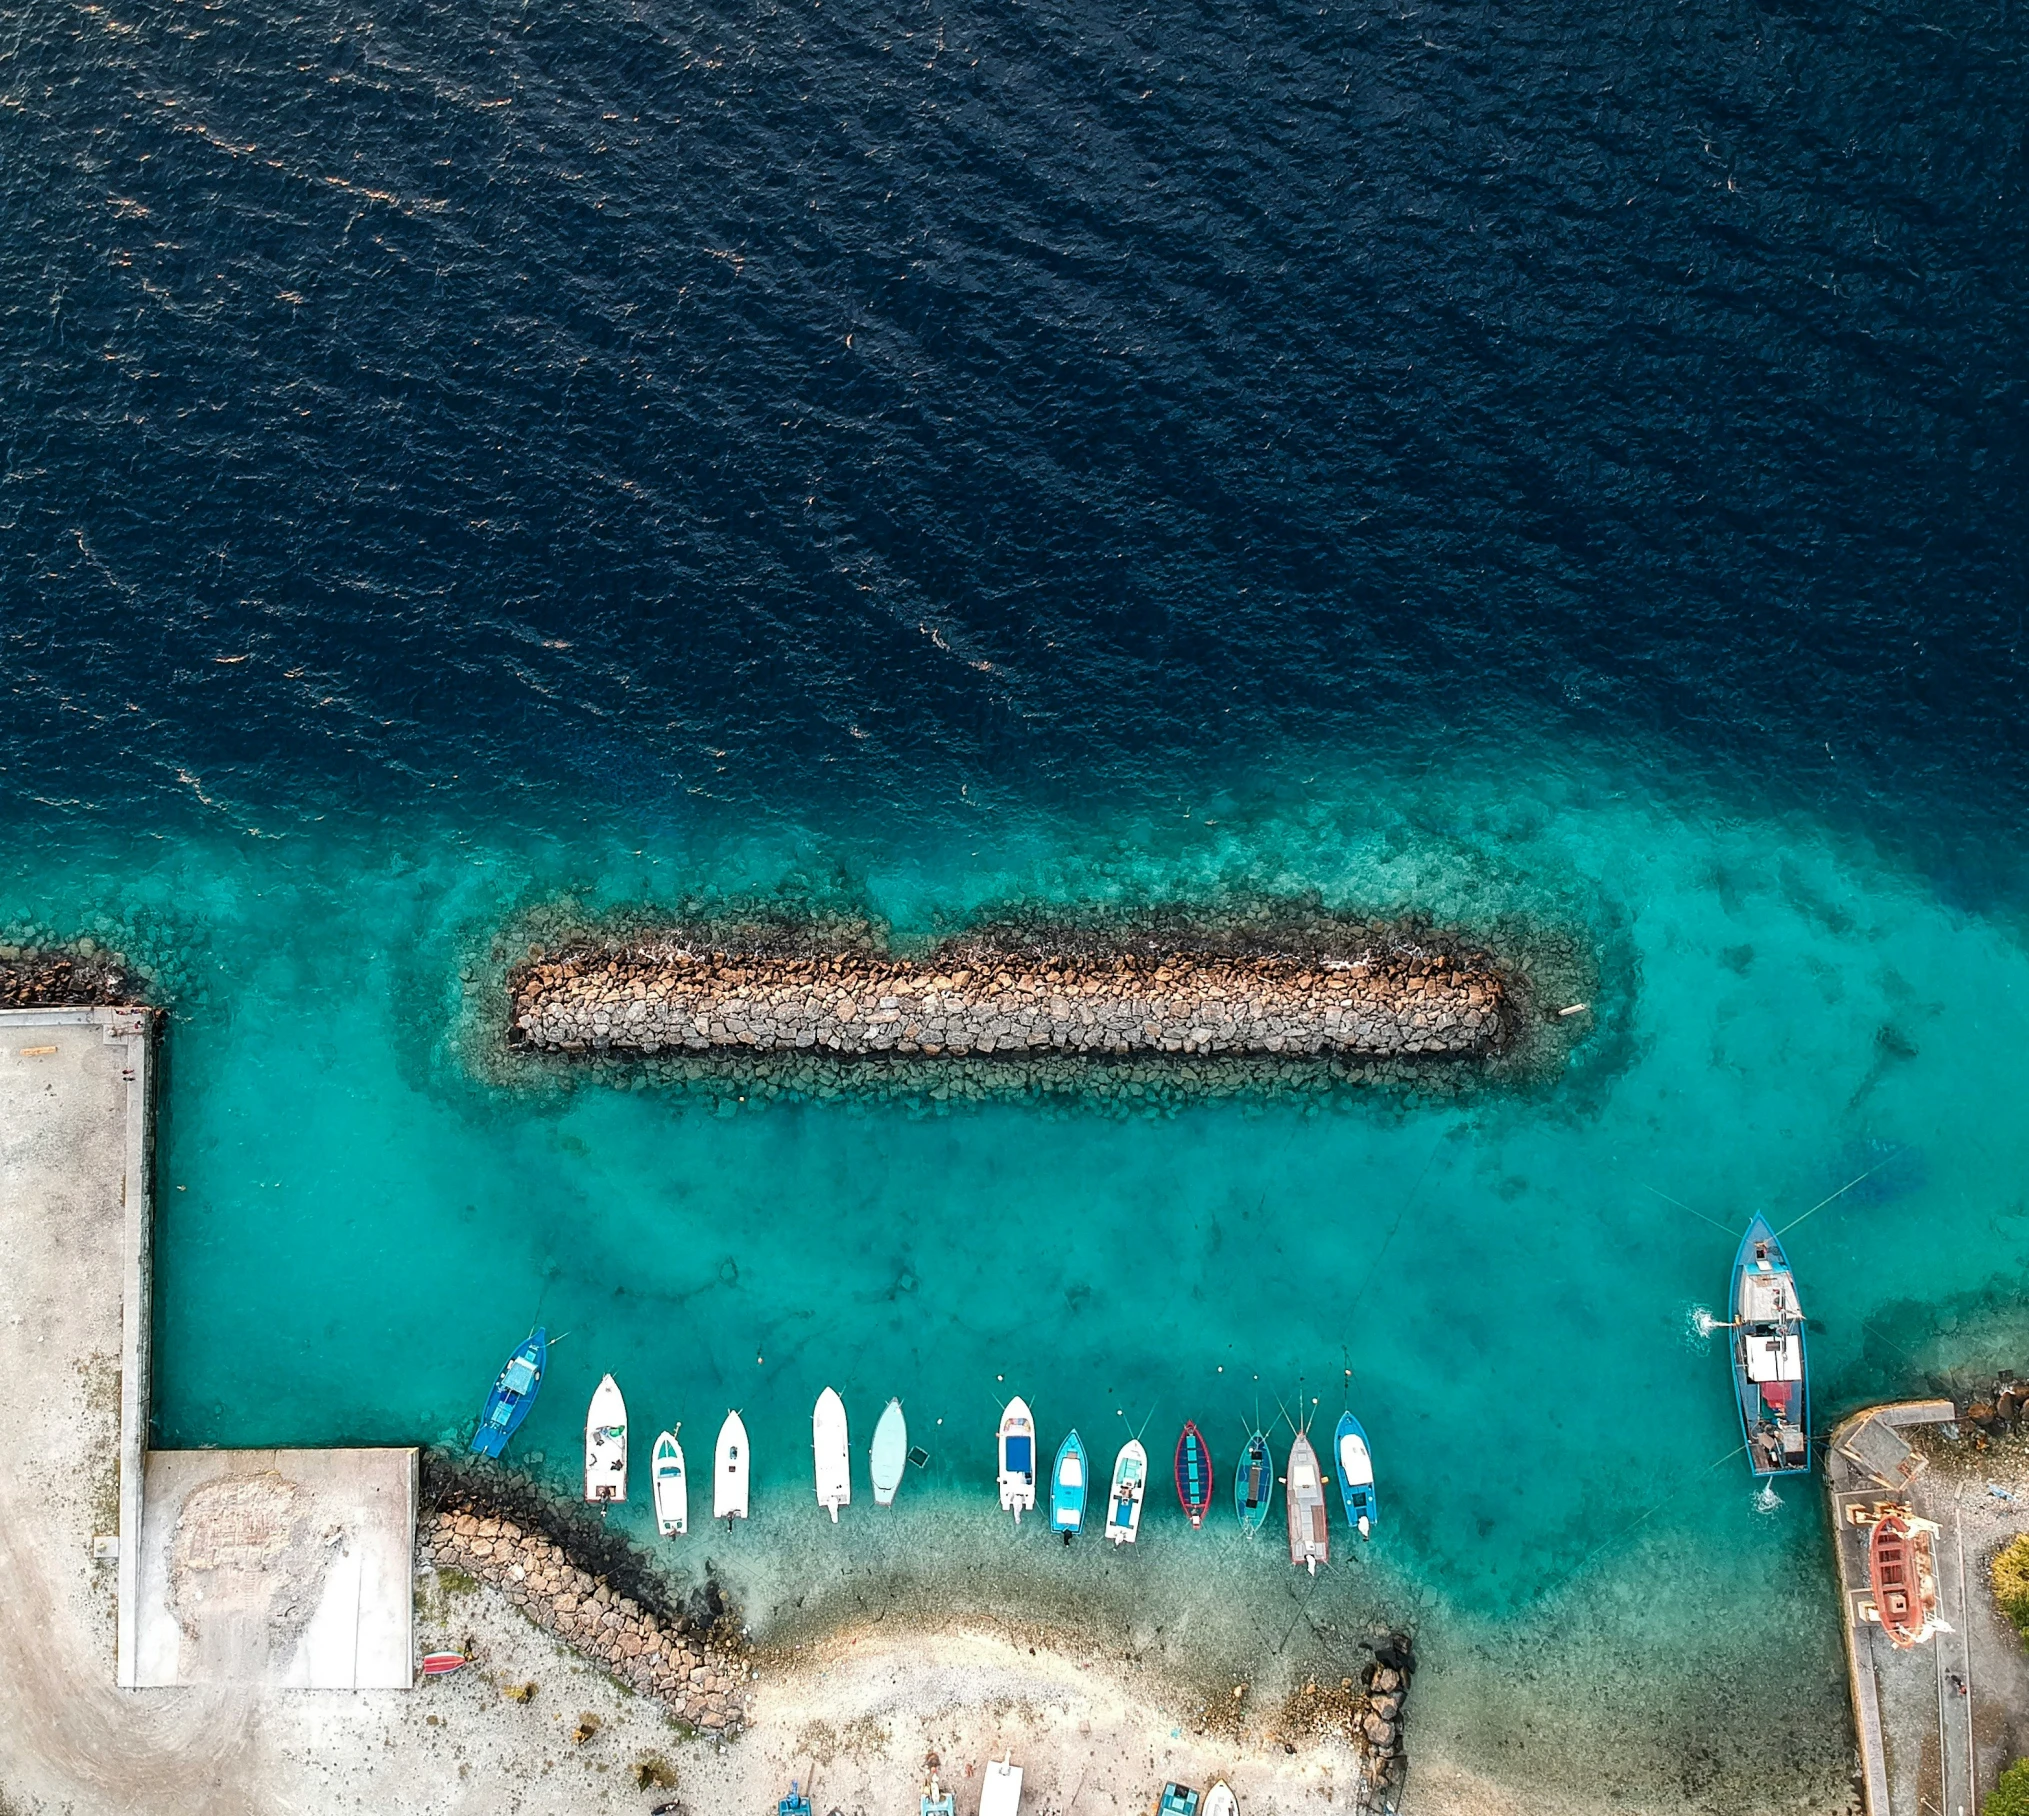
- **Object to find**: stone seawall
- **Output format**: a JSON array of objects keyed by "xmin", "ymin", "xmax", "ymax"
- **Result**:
[
  {"xmin": 510, "ymin": 940, "xmax": 1510, "ymax": 1062},
  {"xmin": 424, "ymin": 1507, "xmax": 750, "ymax": 1735}
]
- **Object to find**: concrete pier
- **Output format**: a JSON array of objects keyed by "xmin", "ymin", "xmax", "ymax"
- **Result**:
[{"xmin": 1826, "ymin": 1400, "xmax": 1966, "ymax": 1816}]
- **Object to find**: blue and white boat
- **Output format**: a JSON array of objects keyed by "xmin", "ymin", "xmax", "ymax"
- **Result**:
[
  {"xmin": 1333, "ymin": 1411, "xmax": 1377, "ymax": 1539},
  {"xmin": 469, "ymin": 1327, "xmax": 546, "ymax": 1459},
  {"xmin": 1730, "ymin": 1215, "xmax": 1810, "ymax": 1476},
  {"xmin": 1051, "ymin": 1430, "xmax": 1088, "ymax": 1542}
]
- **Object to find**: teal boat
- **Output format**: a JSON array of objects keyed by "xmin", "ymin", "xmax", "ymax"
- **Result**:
[
  {"xmin": 921, "ymin": 1771, "xmax": 956, "ymax": 1815},
  {"xmin": 1159, "ymin": 1785, "xmax": 1202, "ymax": 1816},
  {"xmin": 1334, "ymin": 1410, "xmax": 1378, "ymax": 1538},
  {"xmin": 1051, "ymin": 1429, "xmax": 1088, "ymax": 1543},
  {"xmin": 776, "ymin": 1783, "xmax": 813, "ymax": 1816},
  {"xmin": 1234, "ymin": 1429, "xmax": 1274, "ymax": 1532}
]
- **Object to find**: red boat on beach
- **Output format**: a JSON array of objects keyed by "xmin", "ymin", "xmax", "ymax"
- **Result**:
[{"xmin": 1175, "ymin": 1423, "xmax": 1213, "ymax": 1528}]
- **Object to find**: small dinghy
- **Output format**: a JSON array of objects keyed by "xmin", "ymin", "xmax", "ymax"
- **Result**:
[
  {"xmin": 420, "ymin": 1651, "xmax": 468, "ymax": 1676},
  {"xmin": 714, "ymin": 1410, "xmax": 749, "ymax": 1525},
  {"xmin": 1174, "ymin": 1422, "xmax": 1213, "ymax": 1528},
  {"xmin": 1334, "ymin": 1411, "xmax": 1377, "ymax": 1539},
  {"xmin": 651, "ymin": 1428, "xmax": 688, "ymax": 1537},
  {"xmin": 1106, "ymin": 1439, "xmax": 1148, "ymax": 1545},
  {"xmin": 1235, "ymin": 1429, "xmax": 1274, "ymax": 1533},
  {"xmin": 871, "ymin": 1398, "xmax": 908, "ymax": 1506},
  {"xmin": 999, "ymin": 1397, "xmax": 1038, "ymax": 1524},
  {"xmin": 1728, "ymin": 1215, "xmax": 1811, "ymax": 1476},
  {"xmin": 813, "ymin": 1386, "xmax": 851, "ymax": 1521},
  {"xmin": 776, "ymin": 1782, "xmax": 814, "ymax": 1816},
  {"xmin": 921, "ymin": 1770, "xmax": 957, "ymax": 1816},
  {"xmin": 470, "ymin": 1327, "xmax": 546, "ymax": 1459},
  {"xmin": 1159, "ymin": 1786, "xmax": 1201, "ymax": 1816},
  {"xmin": 1051, "ymin": 1430, "xmax": 1089, "ymax": 1542},
  {"xmin": 1286, "ymin": 1430, "xmax": 1328, "ymax": 1573},
  {"xmin": 1202, "ymin": 1783, "xmax": 1239, "ymax": 1816},
  {"xmin": 584, "ymin": 1374, "xmax": 628, "ymax": 1504},
  {"xmin": 980, "ymin": 1752, "xmax": 1024, "ymax": 1816}
]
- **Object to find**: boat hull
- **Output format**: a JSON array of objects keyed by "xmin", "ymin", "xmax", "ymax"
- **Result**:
[
  {"xmin": 1333, "ymin": 1411, "xmax": 1377, "ymax": 1538},
  {"xmin": 813, "ymin": 1387, "xmax": 851, "ymax": 1520},
  {"xmin": 1235, "ymin": 1431, "xmax": 1274, "ymax": 1533},
  {"xmin": 470, "ymin": 1328, "xmax": 547, "ymax": 1460},
  {"xmin": 999, "ymin": 1397, "xmax": 1038, "ymax": 1522},
  {"xmin": 1052, "ymin": 1430, "xmax": 1088, "ymax": 1535},
  {"xmin": 871, "ymin": 1399, "xmax": 908, "ymax": 1506},
  {"xmin": 714, "ymin": 1410, "xmax": 750, "ymax": 1522},
  {"xmin": 1106, "ymin": 1439, "xmax": 1147, "ymax": 1544},
  {"xmin": 652, "ymin": 1429, "xmax": 688, "ymax": 1537},
  {"xmin": 1175, "ymin": 1422, "xmax": 1213, "ymax": 1528},
  {"xmin": 584, "ymin": 1374, "xmax": 628, "ymax": 1504},
  {"xmin": 1286, "ymin": 1432, "xmax": 1328, "ymax": 1572},
  {"xmin": 1730, "ymin": 1215, "xmax": 1811, "ymax": 1477}
]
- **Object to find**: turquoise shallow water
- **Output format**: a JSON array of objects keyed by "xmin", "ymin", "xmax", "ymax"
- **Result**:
[{"xmin": 13, "ymin": 756, "xmax": 2029, "ymax": 1808}]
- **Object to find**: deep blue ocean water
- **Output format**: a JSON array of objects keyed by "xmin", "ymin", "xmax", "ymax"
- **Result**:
[{"xmin": 6, "ymin": 0, "xmax": 2029, "ymax": 1805}]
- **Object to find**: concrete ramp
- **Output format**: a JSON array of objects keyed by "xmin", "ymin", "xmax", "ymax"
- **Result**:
[{"xmin": 134, "ymin": 1447, "xmax": 416, "ymax": 1689}]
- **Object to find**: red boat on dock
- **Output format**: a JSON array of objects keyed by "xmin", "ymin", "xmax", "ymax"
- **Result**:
[
  {"xmin": 1867, "ymin": 1509, "xmax": 1942, "ymax": 1649},
  {"xmin": 1175, "ymin": 1423, "xmax": 1213, "ymax": 1528}
]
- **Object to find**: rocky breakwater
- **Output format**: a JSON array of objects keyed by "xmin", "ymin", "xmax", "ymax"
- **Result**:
[
  {"xmin": 510, "ymin": 941, "xmax": 1510, "ymax": 1063},
  {"xmin": 425, "ymin": 1509, "xmax": 750, "ymax": 1735}
]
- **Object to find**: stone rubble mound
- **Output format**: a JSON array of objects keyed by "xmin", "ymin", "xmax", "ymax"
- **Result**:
[
  {"xmin": 425, "ymin": 1510, "xmax": 748, "ymax": 1735},
  {"xmin": 512, "ymin": 944, "xmax": 1508, "ymax": 1062}
]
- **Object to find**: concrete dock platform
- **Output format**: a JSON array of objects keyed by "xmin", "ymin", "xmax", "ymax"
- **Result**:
[{"xmin": 135, "ymin": 1448, "xmax": 416, "ymax": 1689}]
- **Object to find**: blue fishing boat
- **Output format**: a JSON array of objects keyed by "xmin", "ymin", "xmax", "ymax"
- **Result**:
[
  {"xmin": 1051, "ymin": 1429, "xmax": 1088, "ymax": 1543},
  {"xmin": 1234, "ymin": 1429, "xmax": 1274, "ymax": 1533},
  {"xmin": 1729, "ymin": 1215, "xmax": 1810, "ymax": 1476},
  {"xmin": 1333, "ymin": 1411, "xmax": 1378, "ymax": 1538},
  {"xmin": 469, "ymin": 1328, "xmax": 547, "ymax": 1459},
  {"xmin": 1159, "ymin": 1784, "xmax": 1202, "ymax": 1816},
  {"xmin": 921, "ymin": 1770, "xmax": 957, "ymax": 1815},
  {"xmin": 777, "ymin": 1781, "xmax": 814, "ymax": 1816}
]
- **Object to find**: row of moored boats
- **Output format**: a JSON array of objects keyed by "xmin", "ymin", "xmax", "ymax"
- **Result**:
[{"xmin": 472, "ymin": 1337, "xmax": 1378, "ymax": 1570}]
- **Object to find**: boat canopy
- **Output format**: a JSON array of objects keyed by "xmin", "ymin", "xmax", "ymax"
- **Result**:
[
  {"xmin": 502, "ymin": 1358, "xmax": 537, "ymax": 1393},
  {"xmin": 1005, "ymin": 1435, "xmax": 1033, "ymax": 1473},
  {"xmin": 1338, "ymin": 1433, "xmax": 1373, "ymax": 1482},
  {"xmin": 1745, "ymin": 1331, "xmax": 1803, "ymax": 1383},
  {"xmin": 1059, "ymin": 1453, "xmax": 1083, "ymax": 1486}
]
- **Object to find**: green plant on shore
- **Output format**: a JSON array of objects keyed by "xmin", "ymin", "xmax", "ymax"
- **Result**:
[
  {"xmin": 1986, "ymin": 1758, "xmax": 2029, "ymax": 1816},
  {"xmin": 1992, "ymin": 1536, "xmax": 2029, "ymax": 1640}
]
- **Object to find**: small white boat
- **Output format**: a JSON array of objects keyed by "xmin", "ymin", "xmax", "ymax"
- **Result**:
[
  {"xmin": 979, "ymin": 1752, "xmax": 1024, "ymax": 1816},
  {"xmin": 813, "ymin": 1386, "xmax": 851, "ymax": 1521},
  {"xmin": 1202, "ymin": 1783, "xmax": 1239, "ymax": 1816},
  {"xmin": 998, "ymin": 1396, "xmax": 1037, "ymax": 1524},
  {"xmin": 1105, "ymin": 1439, "xmax": 1147, "ymax": 1544},
  {"xmin": 584, "ymin": 1374, "xmax": 628, "ymax": 1504},
  {"xmin": 651, "ymin": 1428, "xmax": 688, "ymax": 1537},
  {"xmin": 871, "ymin": 1398, "xmax": 908, "ymax": 1507},
  {"xmin": 714, "ymin": 1410, "xmax": 749, "ymax": 1524}
]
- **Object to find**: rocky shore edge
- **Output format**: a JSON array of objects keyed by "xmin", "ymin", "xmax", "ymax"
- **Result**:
[
  {"xmin": 508, "ymin": 920, "xmax": 1515, "ymax": 1069},
  {"xmin": 422, "ymin": 1468, "xmax": 751, "ymax": 1737},
  {"xmin": 0, "ymin": 945, "xmax": 149, "ymax": 1009},
  {"xmin": 1274, "ymin": 1639, "xmax": 1420, "ymax": 1809}
]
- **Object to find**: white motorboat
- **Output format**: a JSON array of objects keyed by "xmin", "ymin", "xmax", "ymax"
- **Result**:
[
  {"xmin": 714, "ymin": 1410, "xmax": 749, "ymax": 1525},
  {"xmin": 584, "ymin": 1374, "xmax": 628, "ymax": 1504},
  {"xmin": 651, "ymin": 1428, "xmax": 688, "ymax": 1537},
  {"xmin": 1105, "ymin": 1439, "xmax": 1147, "ymax": 1544},
  {"xmin": 998, "ymin": 1396, "xmax": 1037, "ymax": 1523},
  {"xmin": 813, "ymin": 1386, "xmax": 851, "ymax": 1521},
  {"xmin": 1203, "ymin": 1783, "xmax": 1240, "ymax": 1816},
  {"xmin": 871, "ymin": 1398, "xmax": 908, "ymax": 1507}
]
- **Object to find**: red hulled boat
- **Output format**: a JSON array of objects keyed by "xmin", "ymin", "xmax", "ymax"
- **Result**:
[{"xmin": 1174, "ymin": 1422, "xmax": 1213, "ymax": 1528}]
